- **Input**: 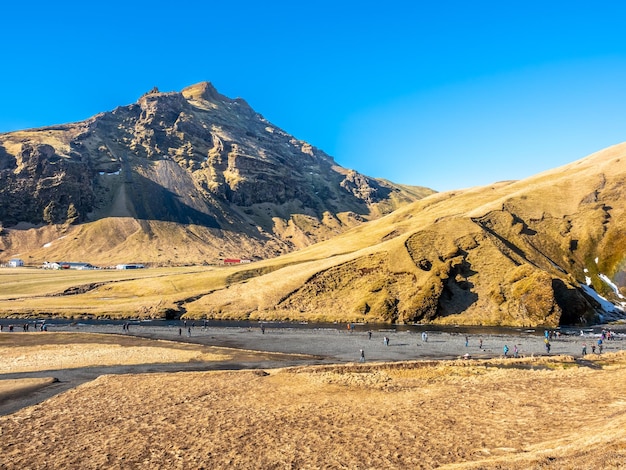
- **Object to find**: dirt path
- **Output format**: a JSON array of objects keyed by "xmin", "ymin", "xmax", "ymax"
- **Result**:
[{"xmin": 56, "ymin": 321, "xmax": 625, "ymax": 362}]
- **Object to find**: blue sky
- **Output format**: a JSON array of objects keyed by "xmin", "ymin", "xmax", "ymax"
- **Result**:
[{"xmin": 1, "ymin": 1, "xmax": 625, "ymax": 191}]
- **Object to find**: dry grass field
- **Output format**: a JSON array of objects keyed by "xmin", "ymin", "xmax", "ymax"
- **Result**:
[{"xmin": 0, "ymin": 331, "xmax": 625, "ymax": 469}]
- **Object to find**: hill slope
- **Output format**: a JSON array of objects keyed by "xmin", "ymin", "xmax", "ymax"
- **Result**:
[
  {"xmin": 178, "ymin": 142, "xmax": 626, "ymax": 326},
  {"xmin": 0, "ymin": 82, "xmax": 432, "ymax": 265}
]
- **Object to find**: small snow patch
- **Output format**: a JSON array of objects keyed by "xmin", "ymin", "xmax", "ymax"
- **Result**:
[
  {"xmin": 599, "ymin": 274, "xmax": 625, "ymax": 299},
  {"xmin": 581, "ymin": 284, "xmax": 626, "ymax": 322}
]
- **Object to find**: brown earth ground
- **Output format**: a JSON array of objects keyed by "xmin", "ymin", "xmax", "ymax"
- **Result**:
[{"xmin": 0, "ymin": 326, "xmax": 625, "ymax": 469}]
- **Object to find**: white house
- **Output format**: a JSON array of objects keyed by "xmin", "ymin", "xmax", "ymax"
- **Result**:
[
  {"xmin": 116, "ymin": 264, "xmax": 145, "ymax": 270},
  {"xmin": 8, "ymin": 259, "xmax": 24, "ymax": 267}
]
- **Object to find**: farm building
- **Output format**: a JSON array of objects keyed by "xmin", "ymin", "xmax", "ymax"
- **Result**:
[
  {"xmin": 43, "ymin": 261, "xmax": 97, "ymax": 270},
  {"xmin": 116, "ymin": 264, "xmax": 145, "ymax": 270},
  {"xmin": 8, "ymin": 259, "xmax": 24, "ymax": 267},
  {"xmin": 222, "ymin": 258, "xmax": 252, "ymax": 265}
]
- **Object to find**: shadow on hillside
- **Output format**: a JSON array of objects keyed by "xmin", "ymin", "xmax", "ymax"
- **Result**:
[
  {"xmin": 120, "ymin": 172, "xmax": 221, "ymax": 228},
  {"xmin": 553, "ymin": 278, "xmax": 596, "ymax": 325},
  {"xmin": 436, "ymin": 257, "xmax": 479, "ymax": 316}
]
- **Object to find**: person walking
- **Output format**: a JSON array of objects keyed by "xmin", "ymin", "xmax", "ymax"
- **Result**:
[
  {"xmin": 359, "ymin": 349, "xmax": 365, "ymax": 362},
  {"xmin": 503, "ymin": 345, "xmax": 509, "ymax": 357},
  {"xmin": 582, "ymin": 343, "xmax": 587, "ymax": 355}
]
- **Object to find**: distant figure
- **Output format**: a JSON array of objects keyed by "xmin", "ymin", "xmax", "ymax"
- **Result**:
[
  {"xmin": 513, "ymin": 345, "xmax": 519, "ymax": 358},
  {"xmin": 545, "ymin": 341, "xmax": 551, "ymax": 354},
  {"xmin": 582, "ymin": 343, "xmax": 587, "ymax": 355},
  {"xmin": 368, "ymin": 331, "xmax": 372, "ymax": 340},
  {"xmin": 592, "ymin": 344, "xmax": 596, "ymax": 353},
  {"xmin": 503, "ymin": 345, "xmax": 509, "ymax": 357},
  {"xmin": 597, "ymin": 338, "xmax": 603, "ymax": 354},
  {"xmin": 421, "ymin": 332, "xmax": 428, "ymax": 342},
  {"xmin": 465, "ymin": 336, "xmax": 469, "ymax": 347},
  {"xmin": 360, "ymin": 349, "xmax": 365, "ymax": 362},
  {"xmin": 261, "ymin": 325, "xmax": 265, "ymax": 334},
  {"xmin": 187, "ymin": 327, "xmax": 191, "ymax": 337},
  {"xmin": 178, "ymin": 327, "xmax": 182, "ymax": 336},
  {"xmin": 384, "ymin": 336, "xmax": 389, "ymax": 346},
  {"xmin": 479, "ymin": 338, "xmax": 483, "ymax": 349}
]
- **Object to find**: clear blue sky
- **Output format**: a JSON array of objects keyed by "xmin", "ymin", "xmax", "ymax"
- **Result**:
[{"xmin": 1, "ymin": 1, "xmax": 625, "ymax": 191}]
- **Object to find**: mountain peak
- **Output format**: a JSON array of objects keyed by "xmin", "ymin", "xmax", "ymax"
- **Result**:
[{"xmin": 181, "ymin": 81, "xmax": 227, "ymax": 103}]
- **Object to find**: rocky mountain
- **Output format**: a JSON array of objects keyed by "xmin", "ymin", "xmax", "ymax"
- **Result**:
[{"xmin": 0, "ymin": 82, "xmax": 433, "ymax": 265}]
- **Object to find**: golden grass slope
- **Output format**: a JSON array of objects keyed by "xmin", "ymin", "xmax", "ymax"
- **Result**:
[
  {"xmin": 1, "ymin": 351, "xmax": 625, "ymax": 469},
  {"xmin": 1, "ymin": 143, "xmax": 625, "ymax": 325},
  {"xmin": 182, "ymin": 142, "xmax": 626, "ymax": 325}
]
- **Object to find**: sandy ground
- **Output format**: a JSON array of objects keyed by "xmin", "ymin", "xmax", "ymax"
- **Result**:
[
  {"xmin": 38, "ymin": 321, "xmax": 626, "ymax": 362},
  {"xmin": 0, "ymin": 324, "xmax": 625, "ymax": 469}
]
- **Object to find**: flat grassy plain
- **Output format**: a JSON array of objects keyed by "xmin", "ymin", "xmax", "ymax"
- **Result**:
[
  {"xmin": 0, "ymin": 266, "xmax": 223, "ymax": 318},
  {"xmin": 0, "ymin": 331, "xmax": 625, "ymax": 469}
]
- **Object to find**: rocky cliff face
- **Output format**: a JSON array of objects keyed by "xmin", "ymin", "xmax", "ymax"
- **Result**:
[{"xmin": 0, "ymin": 82, "xmax": 433, "ymax": 264}]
